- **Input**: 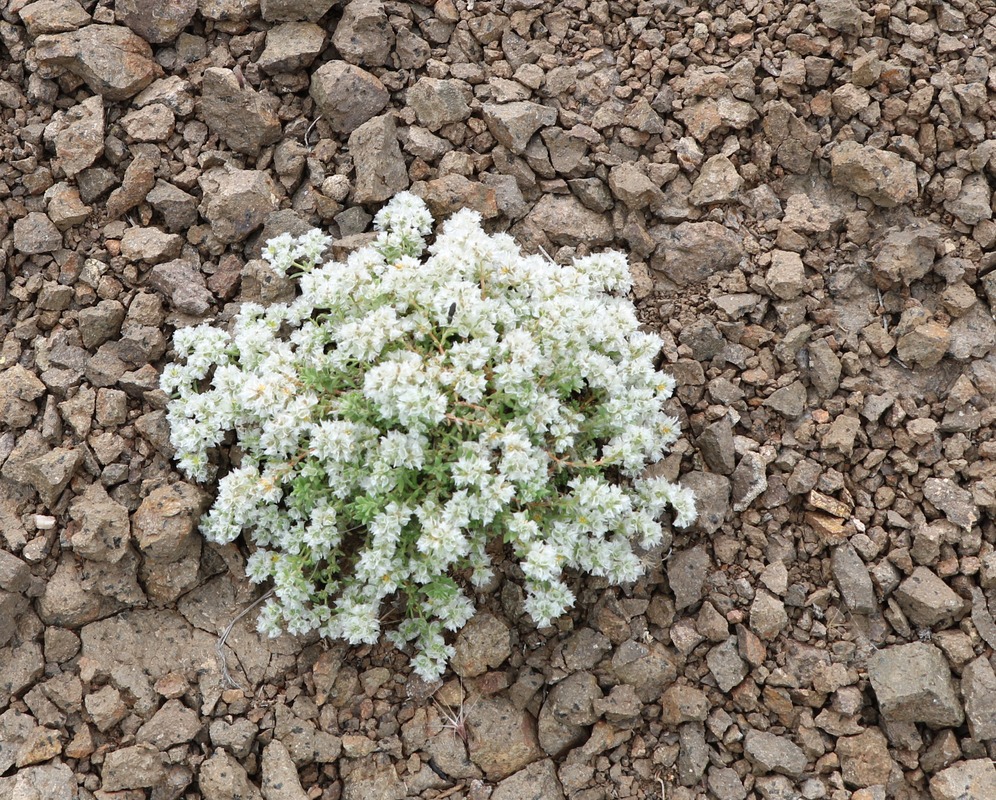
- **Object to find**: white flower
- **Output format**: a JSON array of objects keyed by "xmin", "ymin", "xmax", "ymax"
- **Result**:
[
  {"xmin": 524, "ymin": 580, "xmax": 575, "ymax": 628},
  {"xmin": 164, "ymin": 199, "xmax": 694, "ymax": 679}
]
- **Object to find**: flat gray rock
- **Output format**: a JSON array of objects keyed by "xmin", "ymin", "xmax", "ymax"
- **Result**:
[
  {"xmin": 743, "ymin": 730, "xmax": 807, "ymax": 777},
  {"xmin": 867, "ymin": 642, "xmax": 963, "ymax": 728}
]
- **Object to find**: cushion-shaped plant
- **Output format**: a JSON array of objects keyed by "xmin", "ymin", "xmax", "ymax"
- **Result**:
[{"xmin": 163, "ymin": 192, "xmax": 695, "ymax": 680}]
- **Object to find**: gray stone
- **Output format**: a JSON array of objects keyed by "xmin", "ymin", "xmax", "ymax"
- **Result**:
[
  {"xmin": 466, "ymin": 696, "xmax": 544, "ymax": 780},
  {"xmin": 660, "ymin": 684, "xmax": 709, "ymax": 726},
  {"xmin": 0, "ymin": 592, "xmax": 28, "ymax": 649},
  {"xmin": 310, "ymin": 61, "xmax": 389, "ymax": 134},
  {"xmin": 332, "ymin": 0, "xmax": 394, "ymax": 67},
  {"xmin": 822, "ymin": 414, "xmax": 860, "ymax": 458},
  {"xmin": 45, "ymin": 183, "xmax": 91, "ymax": 229},
  {"xmin": 210, "ymin": 718, "xmax": 258, "ymax": 760},
  {"xmin": 559, "ymin": 628, "xmax": 611, "ymax": 673},
  {"xmin": 867, "ymin": 642, "xmax": 963, "ymax": 727},
  {"xmin": 101, "ymin": 743, "xmax": 166, "ymax": 790},
  {"xmin": 85, "ymin": 684, "xmax": 129, "ymax": 732},
  {"xmin": 21, "ymin": 447, "xmax": 82, "ymax": 506},
  {"xmin": 451, "ymin": 613, "xmax": 511, "ymax": 678},
  {"xmin": 837, "ymin": 728, "xmax": 894, "ymax": 788},
  {"xmin": 69, "ymin": 482, "xmax": 130, "ymax": 564},
  {"xmin": 568, "ymin": 177, "xmax": 614, "ymax": 213},
  {"xmin": 830, "ymin": 141, "xmax": 918, "ymax": 208},
  {"xmin": 806, "ymin": 338, "xmax": 841, "ymax": 398},
  {"xmin": 0, "ymin": 710, "xmax": 35, "ymax": 772},
  {"xmin": 763, "ymin": 102, "xmax": 821, "ymax": 174},
  {"xmin": 651, "ymin": 221, "xmax": 743, "ymax": 286},
  {"xmin": 262, "ymin": 740, "xmax": 307, "ymax": 800},
  {"xmin": 0, "ymin": 641, "xmax": 43, "ymax": 707},
  {"xmin": 674, "ymin": 99, "xmax": 721, "ymax": 141},
  {"xmin": 872, "ymin": 224, "xmax": 938, "ymax": 289},
  {"xmin": 259, "ymin": 22, "xmax": 326, "ymax": 73},
  {"xmin": 681, "ymin": 471, "xmax": 730, "ymax": 535},
  {"xmin": 399, "ymin": 125, "xmax": 452, "ymax": 160},
  {"xmin": 543, "ymin": 128, "xmax": 592, "ymax": 177},
  {"xmin": 407, "ymin": 78, "xmax": 472, "ymax": 132},
  {"xmin": 0, "ymin": 763, "xmax": 76, "ymax": 800},
  {"xmin": 924, "ymin": 477, "xmax": 979, "ymax": 532},
  {"xmin": 689, "ymin": 154, "xmax": 742, "ymax": 205},
  {"xmin": 608, "ymin": 163, "xmax": 664, "ymax": 210},
  {"xmin": 147, "ymin": 181, "xmax": 199, "ymax": 232},
  {"xmin": 241, "ymin": 258, "xmax": 296, "ymax": 305},
  {"xmin": 764, "ymin": 381, "xmax": 807, "ymax": 419},
  {"xmin": 593, "ymin": 684, "xmax": 641, "ymax": 726},
  {"xmin": 12, "ymin": 727, "xmax": 59, "ymax": 768},
  {"xmin": 831, "ymin": 543, "xmax": 877, "ymax": 614},
  {"xmin": 0, "ymin": 552, "xmax": 30, "ymax": 598},
  {"xmin": 537, "ymin": 672, "xmax": 601, "ymax": 756},
  {"xmin": 261, "ymin": 0, "xmax": 337, "ymax": 21},
  {"xmin": 941, "ymin": 281, "xmax": 980, "ymax": 318},
  {"xmin": 348, "ymin": 114, "xmax": 409, "ymax": 204},
  {"xmin": 106, "ymin": 145, "xmax": 159, "ymax": 220},
  {"xmin": 817, "ymin": 0, "xmax": 871, "ymax": 34},
  {"xmin": 895, "ymin": 568, "xmax": 965, "ymax": 628},
  {"xmin": 137, "ymin": 698, "xmax": 202, "ymax": 749},
  {"xmin": 120, "ymin": 226, "xmax": 184, "ymax": 264},
  {"xmin": 961, "ymin": 656, "xmax": 996, "ymax": 742},
  {"xmin": 149, "ymin": 259, "xmax": 214, "ymax": 316},
  {"xmin": 766, "ymin": 250, "xmax": 806, "ymax": 300},
  {"xmin": 39, "ymin": 555, "xmax": 123, "ymax": 627},
  {"xmin": 200, "ymin": 69, "xmax": 282, "ymax": 156},
  {"xmin": 415, "ymin": 174, "xmax": 499, "ymax": 220},
  {"xmin": 749, "ymin": 590, "xmax": 788, "ymax": 641},
  {"xmin": 17, "ymin": 0, "xmax": 90, "ymax": 35},
  {"xmin": 667, "ymin": 546, "xmax": 710, "ymax": 611},
  {"xmin": 133, "ymin": 483, "xmax": 209, "ymax": 564},
  {"xmin": 831, "ymin": 84, "xmax": 871, "ymax": 118},
  {"xmin": 492, "ymin": 758, "xmax": 565, "ymax": 800},
  {"xmin": 341, "ymin": 754, "xmax": 406, "ymax": 800},
  {"xmin": 525, "ymin": 194, "xmax": 614, "ymax": 247},
  {"xmin": 51, "ymin": 94, "xmax": 103, "ymax": 178},
  {"xmin": 945, "ymin": 173, "xmax": 992, "ymax": 226},
  {"xmin": 731, "ymin": 452, "xmax": 768, "ymax": 513},
  {"xmin": 119, "ymin": 103, "xmax": 175, "ymax": 142},
  {"xmin": 395, "ymin": 25, "xmax": 430, "ymax": 70},
  {"xmin": 948, "ymin": 305, "xmax": 996, "ymax": 361},
  {"xmin": 897, "ymin": 322, "xmax": 950, "ymax": 369},
  {"xmin": 199, "ymin": 165, "xmax": 280, "ymax": 244},
  {"xmin": 80, "ymin": 544, "xmax": 146, "ymax": 606},
  {"xmin": 116, "ymin": 0, "xmax": 196, "ymax": 43},
  {"xmin": 199, "ymin": 0, "xmax": 259, "ymax": 21},
  {"xmin": 706, "ymin": 636, "xmax": 747, "ymax": 692},
  {"xmin": 708, "ymin": 766, "xmax": 747, "ymax": 800},
  {"xmin": 13, "ymin": 212, "xmax": 61, "ymax": 254},
  {"xmin": 929, "ymin": 760, "xmax": 996, "ymax": 800},
  {"xmin": 610, "ymin": 640, "xmax": 678, "ymax": 702},
  {"xmin": 134, "ymin": 75, "xmax": 195, "ymax": 115},
  {"xmin": 482, "ymin": 102, "xmax": 558, "ymax": 155},
  {"xmin": 34, "ymin": 25, "xmax": 157, "ymax": 100},
  {"xmin": 0, "ymin": 365, "xmax": 46, "ymax": 429},
  {"xmin": 698, "ymin": 417, "xmax": 735, "ymax": 475},
  {"xmin": 676, "ymin": 722, "xmax": 709, "ymax": 786},
  {"xmin": 199, "ymin": 750, "xmax": 263, "ymax": 800},
  {"xmin": 744, "ymin": 730, "xmax": 807, "ymax": 777}
]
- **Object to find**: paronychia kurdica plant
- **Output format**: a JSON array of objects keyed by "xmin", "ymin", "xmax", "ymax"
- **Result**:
[{"xmin": 163, "ymin": 192, "xmax": 696, "ymax": 680}]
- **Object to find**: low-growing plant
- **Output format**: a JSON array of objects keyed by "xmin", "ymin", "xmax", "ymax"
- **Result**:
[{"xmin": 163, "ymin": 192, "xmax": 696, "ymax": 681}]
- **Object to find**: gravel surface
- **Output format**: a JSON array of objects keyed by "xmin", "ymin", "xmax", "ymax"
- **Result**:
[{"xmin": 2, "ymin": 1, "xmax": 996, "ymax": 799}]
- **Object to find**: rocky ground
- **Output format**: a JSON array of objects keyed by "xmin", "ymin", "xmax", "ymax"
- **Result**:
[{"xmin": 2, "ymin": 0, "xmax": 996, "ymax": 798}]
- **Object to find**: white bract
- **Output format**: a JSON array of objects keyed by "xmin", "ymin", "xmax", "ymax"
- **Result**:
[{"xmin": 164, "ymin": 192, "xmax": 696, "ymax": 681}]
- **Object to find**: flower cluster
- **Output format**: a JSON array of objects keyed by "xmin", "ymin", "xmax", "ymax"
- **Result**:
[{"xmin": 164, "ymin": 192, "xmax": 696, "ymax": 681}]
